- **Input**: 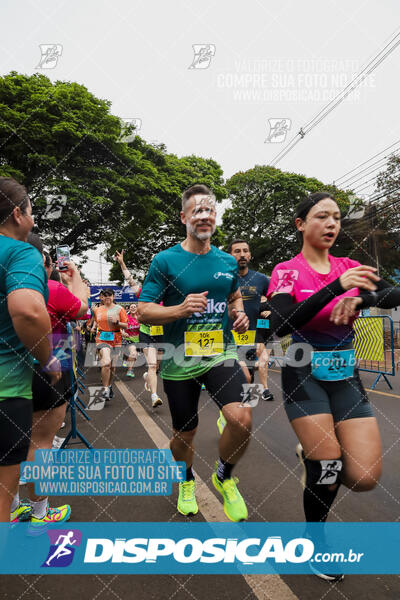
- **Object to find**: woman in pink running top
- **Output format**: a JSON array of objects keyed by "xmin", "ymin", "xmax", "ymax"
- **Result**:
[{"xmin": 267, "ymin": 192, "xmax": 400, "ymax": 582}]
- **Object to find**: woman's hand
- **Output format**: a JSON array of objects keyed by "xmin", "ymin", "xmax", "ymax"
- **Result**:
[
  {"xmin": 330, "ymin": 297, "xmax": 363, "ymax": 325},
  {"xmin": 339, "ymin": 265, "xmax": 379, "ymax": 291}
]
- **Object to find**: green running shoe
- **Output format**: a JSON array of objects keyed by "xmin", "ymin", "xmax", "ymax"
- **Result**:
[
  {"xmin": 216, "ymin": 410, "xmax": 226, "ymax": 435},
  {"xmin": 10, "ymin": 501, "xmax": 31, "ymax": 523},
  {"xmin": 177, "ymin": 480, "xmax": 198, "ymax": 516},
  {"xmin": 212, "ymin": 472, "xmax": 248, "ymax": 522}
]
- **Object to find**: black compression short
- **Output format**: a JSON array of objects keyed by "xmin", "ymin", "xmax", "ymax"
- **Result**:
[
  {"xmin": 32, "ymin": 365, "xmax": 72, "ymax": 412},
  {"xmin": 281, "ymin": 363, "xmax": 374, "ymax": 422},
  {"xmin": 0, "ymin": 397, "xmax": 32, "ymax": 465},
  {"xmin": 163, "ymin": 360, "xmax": 247, "ymax": 432},
  {"xmin": 139, "ymin": 331, "xmax": 164, "ymax": 348}
]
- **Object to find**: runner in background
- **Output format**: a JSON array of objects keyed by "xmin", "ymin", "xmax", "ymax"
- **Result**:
[
  {"xmin": 122, "ymin": 303, "xmax": 139, "ymax": 377},
  {"xmin": 227, "ymin": 239, "xmax": 273, "ymax": 400},
  {"xmin": 267, "ymin": 191, "xmax": 400, "ymax": 582},
  {"xmin": 115, "ymin": 250, "xmax": 163, "ymax": 407},
  {"xmin": 92, "ymin": 289, "xmax": 128, "ymax": 400}
]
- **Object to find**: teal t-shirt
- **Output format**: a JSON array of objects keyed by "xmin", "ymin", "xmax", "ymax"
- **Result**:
[
  {"xmin": 140, "ymin": 244, "xmax": 239, "ymax": 380},
  {"xmin": 0, "ymin": 236, "xmax": 48, "ymax": 399}
]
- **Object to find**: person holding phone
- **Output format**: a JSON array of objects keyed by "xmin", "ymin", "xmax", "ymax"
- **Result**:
[
  {"xmin": 12, "ymin": 239, "xmax": 89, "ymax": 526},
  {"xmin": 0, "ymin": 177, "xmax": 60, "ymax": 523},
  {"xmin": 92, "ymin": 289, "xmax": 128, "ymax": 400}
]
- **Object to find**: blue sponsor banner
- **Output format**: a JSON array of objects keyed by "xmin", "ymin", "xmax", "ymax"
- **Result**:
[
  {"xmin": 2, "ymin": 523, "xmax": 400, "ymax": 574},
  {"xmin": 20, "ymin": 449, "xmax": 184, "ymax": 496},
  {"xmin": 90, "ymin": 286, "xmax": 138, "ymax": 303}
]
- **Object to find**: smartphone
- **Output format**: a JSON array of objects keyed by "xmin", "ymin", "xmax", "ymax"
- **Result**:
[{"xmin": 56, "ymin": 245, "xmax": 71, "ymax": 271}]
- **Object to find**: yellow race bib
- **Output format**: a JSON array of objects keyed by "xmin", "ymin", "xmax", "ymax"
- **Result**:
[
  {"xmin": 184, "ymin": 329, "xmax": 224, "ymax": 357},
  {"xmin": 150, "ymin": 325, "xmax": 164, "ymax": 336},
  {"xmin": 231, "ymin": 330, "xmax": 256, "ymax": 346}
]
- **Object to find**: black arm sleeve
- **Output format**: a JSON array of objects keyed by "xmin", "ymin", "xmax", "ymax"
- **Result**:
[
  {"xmin": 268, "ymin": 277, "xmax": 345, "ymax": 337},
  {"xmin": 358, "ymin": 278, "xmax": 400, "ymax": 309}
]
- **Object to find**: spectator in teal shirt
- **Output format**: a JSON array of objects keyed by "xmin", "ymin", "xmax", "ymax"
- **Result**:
[{"xmin": 0, "ymin": 177, "xmax": 60, "ymax": 522}]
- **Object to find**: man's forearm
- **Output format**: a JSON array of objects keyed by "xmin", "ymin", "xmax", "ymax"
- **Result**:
[
  {"xmin": 13, "ymin": 311, "xmax": 52, "ymax": 366},
  {"xmin": 138, "ymin": 302, "xmax": 183, "ymax": 325},
  {"xmin": 228, "ymin": 296, "xmax": 244, "ymax": 319}
]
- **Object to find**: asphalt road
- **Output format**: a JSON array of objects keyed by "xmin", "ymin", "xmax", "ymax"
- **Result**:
[{"xmin": 2, "ymin": 362, "xmax": 400, "ymax": 600}]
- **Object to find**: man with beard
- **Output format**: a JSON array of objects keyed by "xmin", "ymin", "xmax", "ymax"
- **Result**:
[
  {"xmin": 227, "ymin": 240, "xmax": 273, "ymax": 401},
  {"xmin": 138, "ymin": 184, "xmax": 251, "ymax": 522}
]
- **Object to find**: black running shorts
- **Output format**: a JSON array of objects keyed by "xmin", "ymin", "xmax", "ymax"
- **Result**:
[
  {"xmin": 139, "ymin": 331, "xmax": 164, "ymax": 348},
  {"xmin": 281, "ymin": 363, "xmax": 374, "ymax": 422},
  {"xmin": 32, "ymin": 364, "xmax": 72, "ymax": 412},
  {"xmin": 163, "ymin": 360, "xmax": 247, "ymax": 432},
  {"xmin": 0, "ymin": 396, "xmax": 32, "ymax": 465}
]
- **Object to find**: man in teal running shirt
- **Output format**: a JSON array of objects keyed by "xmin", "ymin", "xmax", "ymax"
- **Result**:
[{"xmin": 138, "ymin": 184, "xmax": 251, "ymax": 522}]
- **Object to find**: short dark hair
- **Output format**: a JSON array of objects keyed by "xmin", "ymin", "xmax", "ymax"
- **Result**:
[
  {"xmin": 181, "ymin": 184, "xmax": 215, "ymax": 211},
  {"xmin": 0, "ymin": 177, "xmax": 29, "ymax": 224},
  {"xmin": 226, "ymin": 239, "xmax": 249, "ymax": 254},
  {"xmin": 43, "ymin": 250, "xmax": 52, "ymax": 268},
  {"xmin": 295, "ymin": 192, "xmax": 336, "ymax": 221},
  {"xmin": 27, "ymin": 232, "xmax": 43, "ymax": 254},
  {"xmin": 50, "ymin": 267, "xmax": 61, "ymax": 282}
]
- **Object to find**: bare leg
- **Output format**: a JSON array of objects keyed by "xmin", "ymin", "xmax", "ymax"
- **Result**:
[
  {"xmin": 127, "ymin": 345, "xmax": 137, "ymax": 370},
  {"xmin": 0, "ymin": 465, "xmax": 20, "ymax": 522},
  {"xmin": 143, "ymin": 346, "xmax": 158, "ymax": 395},
  {"xmin": 98, "ymin": 347, "xmax": 112, "ymax": 387},
  {"xmin": 257, "ymin": 343, "xmax": 271, "ymax": 388},
  {"xmin": 26, "ymin": 405, "xmax": 67, "ymax": 502},
  {"xmin": 220, "ymin": 403, "xmax": 252, "ymax": 464},
  {"xmin": 335, "ymin": 417, "xmax": 382, "ymax": 491},
  {"xmin": 170, "ymin": 428, "xmax": 197, "ymax": 469}
]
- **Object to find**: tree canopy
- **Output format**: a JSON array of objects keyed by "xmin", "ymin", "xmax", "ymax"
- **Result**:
[{"xmin": 220, "ymin": 165, "xmax": 354, "ymax": 273}]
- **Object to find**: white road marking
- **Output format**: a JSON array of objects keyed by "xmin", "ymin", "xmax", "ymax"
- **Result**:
[{"xmin": 117, "ymin": 381, "xmax": 299, "ymax": 600}]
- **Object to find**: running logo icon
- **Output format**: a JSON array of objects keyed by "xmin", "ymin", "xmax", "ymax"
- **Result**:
[
  {"xmin": 189, "ymin": 44, "xmax": 216, "ymax": 69},
  {"xmin": 276, "ymin": 269, "xmax": 299, "ymax": 294},
  {"xmin": 36, "ymin": 44, "xmax": 63, "ymax": 69},
  {"xmin": 42, "ymin": 529, "xmax": 82, "ymax": 567},
  {"xmin": 43, "ymin": 194, "xmax": 67, "ymax": 221},
  {"xmin": 265, "ymin": 119, "xmax": 291, "ymax": 143},
  {"xmin": 119, "ymin": 118, "xmax": 142, "ymax": 143},
  {"xmin": 87, "ymin": 386, "xmax": 106, "ymax": 411}
]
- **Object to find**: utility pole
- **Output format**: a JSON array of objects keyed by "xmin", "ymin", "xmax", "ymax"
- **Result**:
[{"xmin": 368, "ymin": 202, "xmax": 379, "ymax": 275}]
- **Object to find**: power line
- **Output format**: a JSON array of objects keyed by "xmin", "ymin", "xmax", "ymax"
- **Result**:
[
  {"xmin": 269, "ymin": 29, "xmax": 400, "ymax": 168},
  {"xmin": 336, "ymin": 150, "xmax": 400, "ymax": 190},
  {"xmin": 334, "ymin": 139, "xmax": 400, "ymax": 185}
]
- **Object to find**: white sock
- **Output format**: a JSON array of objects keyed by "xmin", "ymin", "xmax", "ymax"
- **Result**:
[
  {"xmin": 30, "ymin": 497, "xmax": 48, "ymax": 519},
  {"xmin": 151, "ymin": 393, "xmax": 158, "ymax": 401},
  {"xmin": 11, "ymin": 492, "xmax": 19, "ymax": 513}
]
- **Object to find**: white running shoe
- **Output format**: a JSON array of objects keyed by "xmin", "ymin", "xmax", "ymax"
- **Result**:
[{"xmin": 151, "ymin": 394, "xmax": 163, "ymax": 408}]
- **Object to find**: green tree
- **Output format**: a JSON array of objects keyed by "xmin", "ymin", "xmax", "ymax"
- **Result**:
[
  {"xmin": 107, "ymin": 141, "xmax": 226, "ymax": 280},
  {"xmin": 0, "ymin": 71, "xmax": 161, "ymax": 254},
  {"xmin": 220, "ymin": 165, "xmax": 353, "ymax": 273}
]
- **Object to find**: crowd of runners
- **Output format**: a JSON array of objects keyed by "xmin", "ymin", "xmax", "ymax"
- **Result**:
[{"xmin": 1, "ymin": 176, "xmax": 400, "ymax": 581}]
